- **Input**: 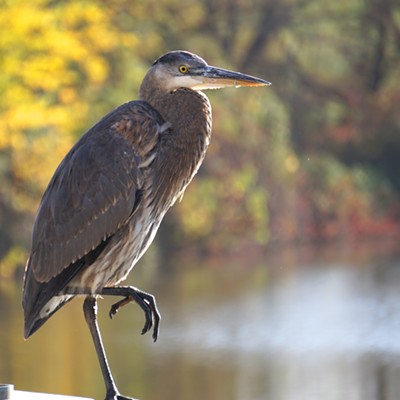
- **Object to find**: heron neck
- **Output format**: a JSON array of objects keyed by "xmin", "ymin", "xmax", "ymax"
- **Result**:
[
  {"xmin": 140, "ymin": 84, "xmax": 212, "ymax": 148},
  {"xmin": 139, "ymin": 84, "xmax": 212, "ymax": 206}
]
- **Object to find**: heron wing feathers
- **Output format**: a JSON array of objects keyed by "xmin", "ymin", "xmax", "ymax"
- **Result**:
[{"xmin": 29, "ymin": 101, "xmax": 164, "ymax": 283}]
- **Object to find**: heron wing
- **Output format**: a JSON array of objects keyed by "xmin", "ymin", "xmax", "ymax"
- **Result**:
[{"xmin": 29, "ymin": 101, "xmax": 164, "ymax": 283}]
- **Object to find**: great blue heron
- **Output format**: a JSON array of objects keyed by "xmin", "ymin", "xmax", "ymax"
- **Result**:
[{"xmin": 23, "ymin": 50, "xmax": 270, "ymax": 400}]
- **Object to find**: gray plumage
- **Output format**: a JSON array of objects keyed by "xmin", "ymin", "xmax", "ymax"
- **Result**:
[{"xmin": 22, "ymin": 50, "xmax": 270, "ymax": 400}]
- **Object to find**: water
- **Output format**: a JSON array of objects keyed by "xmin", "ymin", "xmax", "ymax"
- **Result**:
[{"xmin": 1, "ymin": 242, "xmax": 400, "ymax": 400}]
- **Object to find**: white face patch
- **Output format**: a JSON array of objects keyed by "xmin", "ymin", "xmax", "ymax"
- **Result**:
[
  {"xmin": 165, "ymin": 75, "xmax": 204, "ymax": 91},
  {"xmin": 165, "ymin": 75, "xmax": 235, "ymax": 91},
  {"xmin": 153, "ymin": 69, "xmax": 202, "ymax": 91}
]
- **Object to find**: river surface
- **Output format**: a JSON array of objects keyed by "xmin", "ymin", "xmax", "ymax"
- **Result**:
[{"xmin": 1, "ymin": 241, "xmax": 400, "ymax": 400}]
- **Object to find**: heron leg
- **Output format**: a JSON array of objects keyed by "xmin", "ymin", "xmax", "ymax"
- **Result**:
[
  {"xmin": 101, "ymin": 286, "xmax": 161, "ymax": 342},
  {"xmin": 83, "ymin": 296, "xmax": 137, "ymax": 400}
]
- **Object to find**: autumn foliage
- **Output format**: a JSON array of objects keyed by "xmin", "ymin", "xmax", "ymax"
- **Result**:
[{"xmin": 1, "ymin": 0, "xmax": 399, "ymax": 276}]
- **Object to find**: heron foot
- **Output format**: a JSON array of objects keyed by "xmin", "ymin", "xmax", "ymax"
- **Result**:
[
  {"xmin": 105, "ymin": 390, "xmax": 138, "ymax": 400},
  {"xmin": 102, "ymin": 286, "xmax": 161, "ymax": 342}
]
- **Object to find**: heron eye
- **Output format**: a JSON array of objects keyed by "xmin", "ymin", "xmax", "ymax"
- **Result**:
[{"xmin": 179, "ymin": 65, "xmax": 189, "ymax": 74}]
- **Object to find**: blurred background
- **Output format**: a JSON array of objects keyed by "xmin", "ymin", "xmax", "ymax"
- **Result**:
[{"xmin": 1, "ymin": 0, "xmax": 400, "ymax": 399}]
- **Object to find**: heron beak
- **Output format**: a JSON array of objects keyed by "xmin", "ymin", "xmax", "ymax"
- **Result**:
[{"xmin": 193, "ymin": 65, "xmax": 271, "ymax": 90}]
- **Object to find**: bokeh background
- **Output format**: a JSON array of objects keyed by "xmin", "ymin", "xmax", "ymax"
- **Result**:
[{"xmin": 1, "ymin": 1, "xmax": 400, "ymax": 399}]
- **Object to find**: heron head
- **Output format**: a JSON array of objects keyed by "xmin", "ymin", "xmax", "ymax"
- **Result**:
[{"xmin": 146, "ymin": 50, "xmax": 271, "ymax": 92}]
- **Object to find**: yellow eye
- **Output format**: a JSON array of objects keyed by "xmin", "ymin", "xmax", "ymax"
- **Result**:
[{"xmin": 179, "ymin": 65, "xmax": 189, "ymax": 74}]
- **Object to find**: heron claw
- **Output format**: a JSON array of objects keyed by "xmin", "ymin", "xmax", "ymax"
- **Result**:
[
  {"xmin": 109, "ymin": 304, "xmax": 118, "ymax": 319},
  {"xmin": 106, "ymin": 287, "xmax": 161, "ymax": 342},
  {"xmin": 108, "ymin": 296, "xmax": 130, "ymax": 319}
]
